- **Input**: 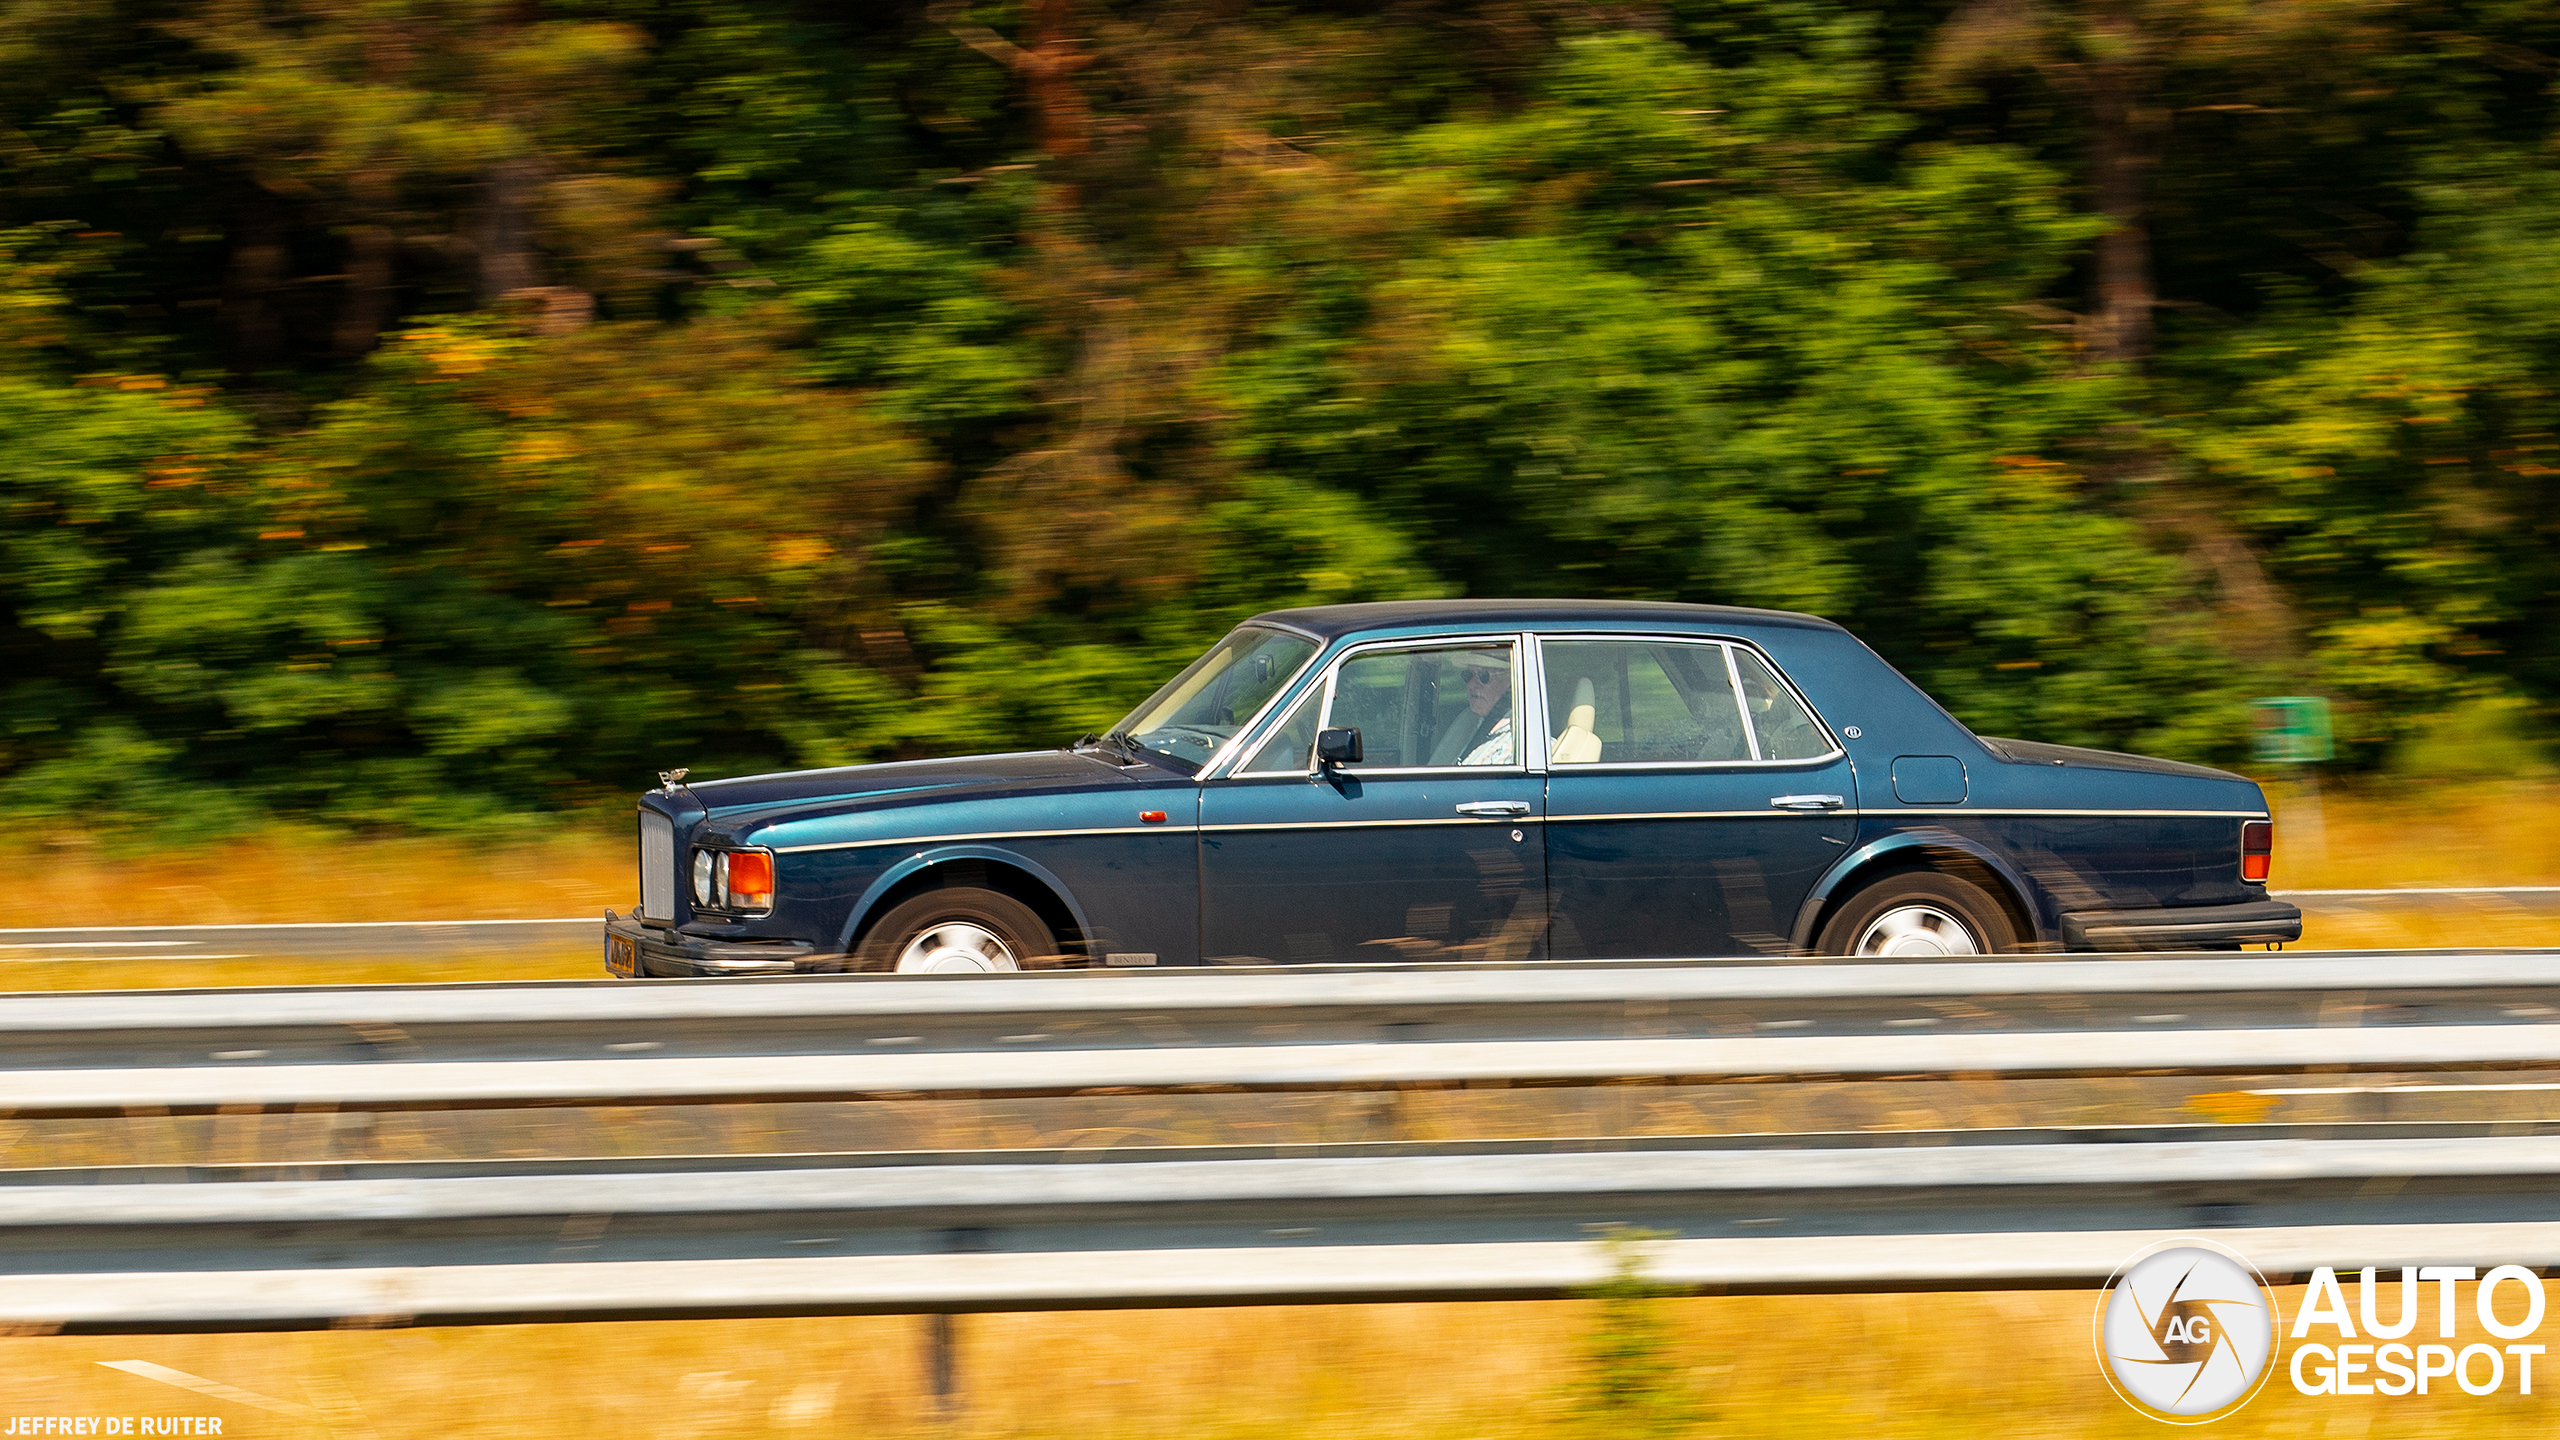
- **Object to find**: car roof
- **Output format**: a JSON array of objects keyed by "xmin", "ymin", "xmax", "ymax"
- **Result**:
[{"xmin": 1245, "ymin": 598, "xmax": 1848, "ymax": 641}]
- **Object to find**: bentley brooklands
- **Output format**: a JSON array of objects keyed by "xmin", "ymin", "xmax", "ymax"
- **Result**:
[{"xmin": 602, "ymin": 600, "xmax": 2300, "ymax": 976}]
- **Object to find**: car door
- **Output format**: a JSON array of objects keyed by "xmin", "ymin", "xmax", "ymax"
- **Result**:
[
  {"xmin": 1539, "ymin": 635, "xmax": 1854, "ymax": 957},
  {"xmin": 1198, "ymin": 635, "xmax": 1549, "ymax": 964}
]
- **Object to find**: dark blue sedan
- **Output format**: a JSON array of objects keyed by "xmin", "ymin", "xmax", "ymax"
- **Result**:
[{"xmin": 603, "ymin": 600, "xmax": 2300, "ymax": 976}]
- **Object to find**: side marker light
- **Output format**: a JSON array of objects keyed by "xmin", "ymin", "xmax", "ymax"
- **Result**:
[{"xmin": 726, "ymin": 851, "xmax": 774, "ymax": 909}]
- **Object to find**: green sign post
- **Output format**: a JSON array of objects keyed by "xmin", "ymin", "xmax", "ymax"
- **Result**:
[
  {"xmin": 2250, "ymin": 696, "xmax": 2333, "ymax": 765},
  {"xmin": 2248, "ymin": 697, "xmax": 2332, "ymax": 893}
]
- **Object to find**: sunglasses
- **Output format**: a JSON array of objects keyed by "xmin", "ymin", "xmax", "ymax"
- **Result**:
[{"xmin": 1460, "ymin": 666, "xmax": 1504, "ymax": 684}]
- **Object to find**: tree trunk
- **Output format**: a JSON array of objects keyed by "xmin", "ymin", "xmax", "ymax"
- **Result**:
[
  {"xmin": 223, "ymin": 189, "xmax": 287, "ymax": 374},
  {"xmin": 1024, "ymin": 0, "xmax": 1090, "ymax": 160},
  {"xmin": 332, "ymin": 171, "xmax": 398, "ymax": 360},
  {"xmin": 2085, "ymin": 58, "xmax": 2154, "ymax": 369},
  {"xmin": 474, "ymin": 156, "xmax": 542, "ymax": 303}
]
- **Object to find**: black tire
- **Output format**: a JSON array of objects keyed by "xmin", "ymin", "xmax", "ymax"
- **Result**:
[
  {"xmin": 1815, "ymin": 870, "xmax": 2019, "ymax": 958},
  {"xmin": 853, "ymin": 886, "xmax": 1058, "ymax": 973}
]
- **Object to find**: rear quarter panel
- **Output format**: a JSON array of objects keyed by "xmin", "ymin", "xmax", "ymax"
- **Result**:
[{"xmin": 1755, "ymin": 626, "xmax": 2269, "ymax": 941}]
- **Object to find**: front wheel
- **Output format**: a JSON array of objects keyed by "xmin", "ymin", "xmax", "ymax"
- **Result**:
[
  {"xmin": 855, "ymin": 887, "xmax": 1057, "ymax": 973},
  {"xmin": 1815, "ymin": 871, "xmax": 2018, "ymax": 958}
]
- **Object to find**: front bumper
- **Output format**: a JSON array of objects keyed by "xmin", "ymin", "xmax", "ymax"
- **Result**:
[
  {"xmin": 2060, "ymin": 898, "xmax": 2303, "ymax": 951},
  {"xmin": 603, "ymin": 912, "xmax": 840, "ymax": 978}
]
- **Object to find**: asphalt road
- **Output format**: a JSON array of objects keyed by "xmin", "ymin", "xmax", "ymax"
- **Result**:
[{"xmin": 0, "ymin": 888, "xmax": 2552, "ymax": 965}]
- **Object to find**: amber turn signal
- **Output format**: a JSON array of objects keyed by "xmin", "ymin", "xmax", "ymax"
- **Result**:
[
  {"xmin": 2240, "ymin": 820, "xmax": 2273, "ymax": 882},
  {"xmin": 1140, "ymin": 810, "xmax": 1167, "ymax": 824},
  {"xmin": 726, "ymin": 850, "xmax": 775, "ymax": 908}
]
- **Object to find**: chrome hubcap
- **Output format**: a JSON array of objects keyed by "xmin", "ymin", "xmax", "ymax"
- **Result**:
[
  {"xmin": 1852, "ymin": 904, "xmax": 1981, "ymax": 958},
  {"xmin": 894, "ymin": 922, "xmax": 1021, "ymax": 973}
]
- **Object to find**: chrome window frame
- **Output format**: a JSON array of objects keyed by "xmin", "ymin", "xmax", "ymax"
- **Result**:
[
  {"xmin": 1211, "ymin": 632, "xmax": 1536, "ymax": 780},
  {"xmin": 1177, "ymin": 620, "xmax": 1329, "ymax": 778},
  {"xmin": 1232, "ymin": 681, "xmax": 1330, "ymax": 776},
  {"xmin": 1529, "ymin": 632, "xmax": 1845, "ymax": 770}
]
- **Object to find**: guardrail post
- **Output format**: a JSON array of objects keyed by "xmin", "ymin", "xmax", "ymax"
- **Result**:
[
  {"xmin": 924, "ymin": 1227, "xmax": 988, "ymax": 1421},
  {"xmin": 924, "ymin": 1312, "xmax": 962, "ymax": 1422}
]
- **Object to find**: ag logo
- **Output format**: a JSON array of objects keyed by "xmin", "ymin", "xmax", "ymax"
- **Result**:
[{"xmin": 2096, "ymin": 1239, "xmax": 2281, "ymax": 1422}]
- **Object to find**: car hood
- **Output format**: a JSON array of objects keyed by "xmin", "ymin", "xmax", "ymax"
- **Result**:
[
  {"xmin": 1979, "ymin": 736, "xmax": 2247, "ymax": 783},
  {"xmin": 690, "ymin": 750, "xmax": 1150, "ymax": 830}
]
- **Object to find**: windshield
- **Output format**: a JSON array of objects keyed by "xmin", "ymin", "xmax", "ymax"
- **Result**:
[{"xmin": 1109, "ymin": 626, "xmax": 1320, "ymax": 773}]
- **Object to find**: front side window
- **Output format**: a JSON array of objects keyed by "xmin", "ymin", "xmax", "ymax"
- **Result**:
[
  {"xmin": 1111, "ymin": 626, "xmax": 1319, "ymax": 773},
  {"xmin": 1326, "ymin": 641, "xmax": 1520, "ymax": 769},
  {"xmin": 1541, "ymin": 640, "xmax": 1752, "ymax": 764}
]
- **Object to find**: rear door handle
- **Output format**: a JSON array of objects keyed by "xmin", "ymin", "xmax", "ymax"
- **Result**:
[
  {"xmin": 1455, "ymin": 801, "xmax": 1532, "ymax": 818},
  {"xmin": 1769, "ymin": 794, "xmax": 1846, "ymax": 811}
]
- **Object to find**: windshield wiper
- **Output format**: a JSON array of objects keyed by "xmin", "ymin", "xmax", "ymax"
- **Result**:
[{"xmin": 1075, "ymin": 730, "xmax": 1144, "ymax": 763}]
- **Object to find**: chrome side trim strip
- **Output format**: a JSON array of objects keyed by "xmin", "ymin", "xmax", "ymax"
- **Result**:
[
  {"xmin": 1201, "ymin": 817, "xmax": 1546, "ymax": 835},
  {"xmin": 1552, "ymin": 810, "xmax": 1841, "ymax": 823},
  {"xmin": 1546, "ymin": 808, "xmax": 2268, "ymax": 823},
  {"xmin": 1545, "ymin": 754, "xmax": 1848, "ymax": 772},
  {"xmin": 775, "ymin": 807, "xmax": 2271, "ymax": 854},
  {"xmin": 772, "ymin": 825, "xmax": 1171, "ymax": 855},
  {"xmin": 1883, "ymin": 808, "xmax": 2272, "ymax": 819}
]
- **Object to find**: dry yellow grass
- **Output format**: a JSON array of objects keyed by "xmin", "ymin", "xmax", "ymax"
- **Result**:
[
  {"xmin": 12, "ymin": 823, "xmax": 635, "ymax": 928},
  {"xmin": 0, "ymin": 1286, "xmax": 2544, "ymax": 1439},
  {"xmin": 0, "ymin": 951, "xmax": 597, "ymax": 992},
  {"xmin": 2268, "ymin": 777, "xmax": 2560, "ymax": 890}
]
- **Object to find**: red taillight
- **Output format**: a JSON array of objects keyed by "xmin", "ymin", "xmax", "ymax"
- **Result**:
[
  {"xmin": 726, "ymin": 850, "xmax": 774, "ymax": 908},
  {"xmin": 2241, "ymin": 820, "xmax": 2273, "ymax": 882}
]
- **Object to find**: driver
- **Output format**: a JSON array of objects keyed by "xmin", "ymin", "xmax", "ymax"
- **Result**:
[{"xmin": 1429, "ymin": 650, "xmax": 1515, "ymax": 766}]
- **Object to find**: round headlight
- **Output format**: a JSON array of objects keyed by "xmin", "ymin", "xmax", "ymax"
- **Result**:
[
  {"xmin": 713, "ymin": 851, "xmax": 730, "ymax": 906},
  {"xmin": 692, "ymin": 849, "xmax": 714, "ymax": 906}
]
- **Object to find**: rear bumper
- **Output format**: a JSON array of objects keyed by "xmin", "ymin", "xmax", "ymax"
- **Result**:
[
  {"xmin": 603, "ymin": 912, "xmax": 839, "ymax": 978},
  {"xmin": 2060, "ymin": 898, "xmax": 2303, "ymax": 951}
]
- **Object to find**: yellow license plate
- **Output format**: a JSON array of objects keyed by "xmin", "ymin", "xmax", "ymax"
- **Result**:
[{"xmin": 605, "ymin": 932, "xmax": 639, "ymax": 978}]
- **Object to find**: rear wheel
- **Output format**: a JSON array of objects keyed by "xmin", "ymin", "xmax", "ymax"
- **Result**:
[
  {"xmin": 856, "ymin": 887, "xmax": 1056, "ymax": 973},
  {"xmin": 1816, "ymin": 871, "xmax": 2018, "ymax": 958}
]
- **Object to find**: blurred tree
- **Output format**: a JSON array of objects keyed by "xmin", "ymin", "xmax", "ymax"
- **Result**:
[
  {"xmin": 1918, "ymin": 0, "xmax": 2394, "ymax": 370},
  {"xmin": 5, "ymin": 0, "xmax": 2560, "ymax": 836},
  {"xmin": 148, "ymin": 0, "xmax": 653, "ymax": 362}
]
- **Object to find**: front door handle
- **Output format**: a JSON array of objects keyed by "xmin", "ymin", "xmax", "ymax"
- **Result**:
[
  {"xmin": 1455, "ymin": 801, "xmax": 1532, "ymax": 818},
  {"xmin": 1769, "ymin": 794, "xmax": 1846, "ymax": 811}
]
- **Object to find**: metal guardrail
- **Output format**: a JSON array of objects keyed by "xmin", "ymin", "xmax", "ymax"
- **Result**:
[
  {"xmin": 5, "ymin": 951, "xmax": 2560, "ymax": 1116},
  {"xmin": 8, "ymin": 1124, "xmax": 2560, "ymax": 1331},
  {"xmin": 12, "ymin": 954, "xmax": 2560, "ymax": 1333}
]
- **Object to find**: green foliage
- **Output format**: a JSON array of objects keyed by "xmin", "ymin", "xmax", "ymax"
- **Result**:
[
  {"xmin": 1565, "ymin": 1228, "xmax": 1709, "ymax": 1438},
  {"xmin": 3, "ymin": 0, "xmax": 2559, "ymax": 835}
]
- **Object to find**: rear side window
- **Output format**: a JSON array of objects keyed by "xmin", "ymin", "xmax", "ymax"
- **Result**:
[
  {"xmin": 1731, "ymin": 648, "xmax": 1832, "ymax": 760},
  {"xmin": 1541, "ymin": 640, "xmax": 1752, "ymax": 764}
]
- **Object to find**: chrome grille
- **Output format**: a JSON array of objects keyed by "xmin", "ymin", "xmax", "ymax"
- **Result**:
[{"xmin": 638, "ymin": 810, "xmax": 676, "ymax": 922}]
